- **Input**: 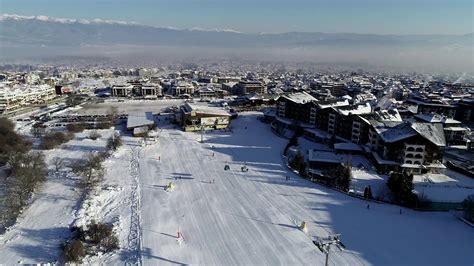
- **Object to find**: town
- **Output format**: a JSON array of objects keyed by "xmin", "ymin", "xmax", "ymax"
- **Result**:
[{"xmin": 0, "ymin": 62, "xmax": 473, "ymax": 264}]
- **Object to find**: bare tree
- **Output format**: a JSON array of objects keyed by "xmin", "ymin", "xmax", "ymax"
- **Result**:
[
  {"xmin": 88, "ymin": 130, "xmax": 102, "ymax": 140},
  {"xmin": 106, "ymin": 133, "xmax": 122, "ymax": 151},
  {"xmin": 106, "ymin": 106, "xmax": 119, "ymax": 126},
  {"xmin": 31, "ymin": 126, "xmax": 46, "ymax": 138},
  {"xmin": 70, "ymin": 153, "xmax": 105, "ymax": 189},
  {"xmin": 51, "ymin": 157, "xmax": 65, "ymax": 173}
]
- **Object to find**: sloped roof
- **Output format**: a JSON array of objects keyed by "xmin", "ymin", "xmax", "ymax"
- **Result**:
[
  {"xmin": 372, "ymin": 109, "xmax": 402, "ymax": 122},
  {"xmin": 378, "ymin": 122, "xmax": 417, "ymax": 143},
  {"xmin": 410, "ymin": 122, "xmax": 446, "ymax": 147}
]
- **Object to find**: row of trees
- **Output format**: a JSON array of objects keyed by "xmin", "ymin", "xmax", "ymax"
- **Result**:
[
  {"xmin": 0, "ymin": 117, "xmax": 31, "ymax": 165},
  {"xmin": 1, "ymin": 152, "xmax": 48, "ymax": 230},
  {"xmin": 40, "ymin": 131, "xmax": 75, "ymax": 150},
  {"xmin": 62, "ymin": 133, "xmax": 122, "ymax": 262},
  {"xmin": 62, "ymin": 221, "xmax": 119, "ymax": 263},
  {"xmin": 1, "ymin": 118, "xmax": 48, "ymax": 232}
]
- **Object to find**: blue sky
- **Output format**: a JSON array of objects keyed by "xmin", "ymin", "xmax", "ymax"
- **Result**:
[{"xmin": 1, "ymin": 0, "xmax": 472, "ymax": 34}]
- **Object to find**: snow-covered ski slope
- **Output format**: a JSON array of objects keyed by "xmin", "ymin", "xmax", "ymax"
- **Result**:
[{"xmin": 139, "ymin": 113, "xmax": 473, "ymax": 265}]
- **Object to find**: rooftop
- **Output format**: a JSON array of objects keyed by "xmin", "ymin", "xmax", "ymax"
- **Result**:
[
  {"xmin": 280, "ymin": 91, "xmax": 316, "ymax": 104},
  {"xmin": 183, "ymin": 103, "xmax": 230, "ymax": 117},
  {"xmin": 126, "ymin": 112, "xmax": 155, "ymax": 129}
]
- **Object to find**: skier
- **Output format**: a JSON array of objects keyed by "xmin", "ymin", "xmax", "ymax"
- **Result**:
[
  {"xmin": 158, "ymin": 156, "xmax": 161, "ymax": 161},
  {"xmin": 367, "ymin": 203, "xmax": 370, "ymax": 210},
  {"xmin": 176, "ymin": 228, "xmax": 184, "ymax": 243},
  {"xmin": 212, "ymin": 152, "xmax": 215, "ymax": 157}
]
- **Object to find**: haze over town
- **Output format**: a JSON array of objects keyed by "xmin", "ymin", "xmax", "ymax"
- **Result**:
[{"xmin": 0, "ymin": 0, "xmax": 473, "ymax": 265}]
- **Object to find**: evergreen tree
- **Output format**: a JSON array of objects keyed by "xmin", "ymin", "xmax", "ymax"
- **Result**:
[
  {"xmin": 289, "ymin": 152, "xmax": 305, "ymax": 173},
  {"xmin": 328, "ymin": 163, "xmax": 352, "ymax": 192},
  {"xmin": 367, "ymin": 185, "xmax": 373, "ymax": 199},
  {"xmin": 387, "ymin": 171, "xmax": 418, "ymax": 207},
  {"xmin": 463, "ymin": 195, "xmax": 474, "ymax": 222}
]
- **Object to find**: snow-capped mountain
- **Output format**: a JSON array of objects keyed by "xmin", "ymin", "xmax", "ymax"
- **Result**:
[{"xmin": 1, "ymin": 14, "xmax": 472, "ymax": 48}]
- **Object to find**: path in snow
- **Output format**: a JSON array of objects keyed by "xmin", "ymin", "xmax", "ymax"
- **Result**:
[{"xmin": 137, "ymin": 113, "xmax": 474, "ymax": 265}]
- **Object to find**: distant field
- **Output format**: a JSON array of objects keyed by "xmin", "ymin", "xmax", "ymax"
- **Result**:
[{"xmin": 64, "ymin": 99, "xmax": 186, "ymax": 115}]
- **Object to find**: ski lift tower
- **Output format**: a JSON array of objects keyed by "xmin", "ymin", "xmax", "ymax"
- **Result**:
[
  {"xmin": 313, "ymin": 234, "xmax": 346, "ymax": 266},
  {"xmin": 200, "ymin": 122, "xmax": 206, "ymax": 143}
]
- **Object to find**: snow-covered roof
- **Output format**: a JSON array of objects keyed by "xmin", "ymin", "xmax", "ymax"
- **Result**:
[
  {"xmin": 280, "ymin": 92, "xmax": 316, "ymax": 104},
  {"xmin": 183, "ymin": 103, "xmax": 230, "ymax": 116},
  {"xmin": 371, "ymin": 152, "xmax": 399, "ymax": 165},
  {"xmin": 410, "ymin": 122, "xmax": 446, "ymax": 147},
  {"xmin": 222, "ymin": 82, "xmax": 238, "ymax": 87},
  {"xmin": 304, "ymin": 128, "xmax": 331, "ymax": 139},
  {"xmin": 444, "ymin": 127, "xmax": 468, "ymax": 131},
  {"xmin": 276, "ymin": 116, "xmax": 314, "ymax": 128},
  {"xmin": 415, "ymin": 113, "xmax": 461, "ymax": 124},
  {"xmin": 334, "ymin": 142, "xmax": 363, "ymax": 151},
  {"xmin": 336, "ymin": 103, "xmax": 372, "ymax": 116},
  {"xmin": 316, "ymin": 99, "xmax": 349, "ymax": 109},
  {"xmin": 370, "ymin": 109, "xmax": 402, "ymax": 122},
  {"xmin": 308, "ymin": 150, "xmax": 348, "ymax": 163},
  {"xmin": 127, "ymin": 112, "xmax": 154, "ymax": 129},
  {"xmin": 378, "ymin": 122, "xmax": 417, "ymax": 143},
  {"xmin": 133, "ymin": 126, "xmax": 149, "ymax": 135},
  {"xmin": 401, "ymin": 163, "xmax": 423, "ymax": 169}
]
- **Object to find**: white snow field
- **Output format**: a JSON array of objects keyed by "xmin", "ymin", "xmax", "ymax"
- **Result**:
[
  {"xmin": 138, "ymin": 113, "xmax": 474, "ymax": 265},
  {"xmin": 1, "ymin": 112, "xmax": 473, "ymax": 265}
]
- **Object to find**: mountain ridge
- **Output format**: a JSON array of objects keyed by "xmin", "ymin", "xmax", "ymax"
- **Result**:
[{"xmin": 1, "ymin": 14, "xmax": 472, "ymax": 48}]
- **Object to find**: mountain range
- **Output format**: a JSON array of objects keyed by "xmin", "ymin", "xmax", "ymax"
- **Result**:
[{"xmin": 1, "ymin": 14, "xmax": 472, "ymax": 48}]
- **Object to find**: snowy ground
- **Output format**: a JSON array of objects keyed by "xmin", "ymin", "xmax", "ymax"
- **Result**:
[
  {"xmin": 1, "ymin": 112, "xmax": 473, "ymax": 265},
  {"xmin": 413, "ymin": 169, "xmax": 474, "ymax": 202},
  {"xmin": 0, "ymin": 128, "xmax": 115, "ymax": 264},
  {"xmin": 351, "ymin": 170, "xmax": 389, "ymax": 200},
  {"xmin": 63, "ymin": 99, "xmax": 185, "ymax": 115},
  {"xmin": 136, "ymin": 113, "xmax": 473, "ymax": 265}
]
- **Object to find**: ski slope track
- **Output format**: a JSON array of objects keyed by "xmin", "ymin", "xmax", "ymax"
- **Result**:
[{"xmin": 136, "ymin": 113, "xmax": 473, "ymax": 265}]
